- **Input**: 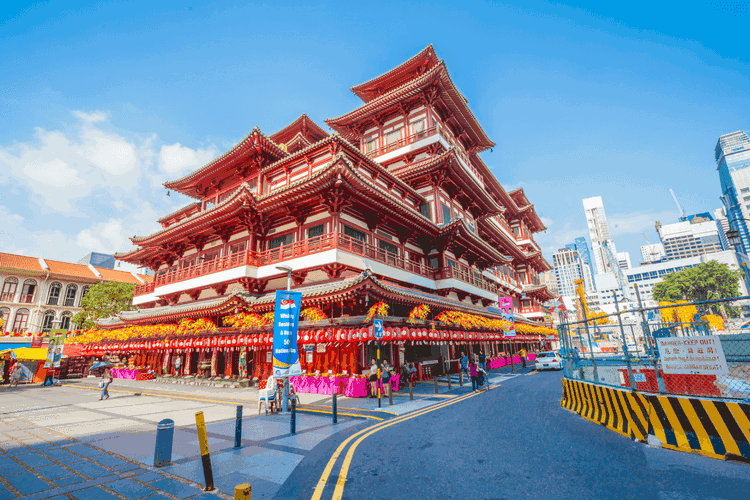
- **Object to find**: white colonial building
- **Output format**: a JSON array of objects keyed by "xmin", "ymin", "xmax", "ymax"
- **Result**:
[{"xmin": 0, "ymin": 252, "xmax": 152, "ymax": 334}]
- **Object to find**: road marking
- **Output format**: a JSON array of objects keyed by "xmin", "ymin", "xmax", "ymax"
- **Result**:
[
  {"xmin": 525, "ymin": 370, "xmax": 540, "ymax": 376},
  {"xmin": 310, "ymin": 390, "xmax": 479, "ymax": 500}
]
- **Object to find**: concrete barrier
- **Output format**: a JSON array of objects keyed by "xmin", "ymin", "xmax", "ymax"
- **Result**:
[{"xmin": 561, "ymin": 378, "xmax": 750, "ymax": 462}]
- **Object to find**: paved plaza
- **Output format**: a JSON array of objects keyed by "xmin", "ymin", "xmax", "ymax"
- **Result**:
[{"xmin": 0, "ymin": 371, "xmax": 517, "ymax": 499}]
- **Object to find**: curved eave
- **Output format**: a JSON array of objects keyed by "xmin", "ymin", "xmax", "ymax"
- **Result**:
[
  {"xmin": 393, "ymin": 150, "xmax": 503, "ymax": 216},
  {"xmin": 157, "ymin": 202, "xmax": 201, "ymax": 224},
  {"xmin": 118, "ymin": 294, "xmax": 252, "ymax": 326},
  {"xmin": 131, "ymin": 183, "xmax": 259, "ymax": 246},
  {"xmin": 262, "ymin": 135, "xmax": 425, "ymax": 202},
  {"xmin": 351, "ymin": 45, "xmax": 440, "ymax": 102},
  {"xmin": 440, "ymin": 220, "xmax": 511, "ymax": 265},
  {"xmin": 164, "ymin": 128, "xmax": 288, "ymax": 196},
  {"xmin": 261, "ymin": 155, "xmax": 433, "ymax": 233},
  {"xmin": 477, "ymin": 220, "xmax": 527, "ymax": 261},
  {"xmin": 517, "ymin": 204, "xmax": 547, "ymax": 232},
  {"xmin": 269, "ymin": 114, "xmax": 329, "ymax": 145}
]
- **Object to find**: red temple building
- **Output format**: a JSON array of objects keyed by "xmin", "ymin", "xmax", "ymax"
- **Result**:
[{"xmin": 93, "ymin": 46, "xmax": 553, "ymax": 384}]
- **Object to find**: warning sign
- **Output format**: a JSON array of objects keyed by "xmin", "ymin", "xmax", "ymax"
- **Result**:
[{"xmin": 656, "ymin": 335, "xmax": 729, "ymax": 375}]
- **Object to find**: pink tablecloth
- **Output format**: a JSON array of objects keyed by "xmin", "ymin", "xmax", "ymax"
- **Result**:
[
  {"xmin": 290, "ymin": 376, "xmax": 369, "ymax": 398},
  {"xmin": 486, "ymin": 353, "xmax": 536, "ymax": 370},
  {"xmin": 110, "ymin": 368, "xmax": 139, "ymax": 380}
]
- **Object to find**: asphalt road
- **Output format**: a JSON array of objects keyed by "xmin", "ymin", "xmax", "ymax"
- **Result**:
[{"xmin": 277, "ymin": 368, "xmax": 750, "ymax": 500}]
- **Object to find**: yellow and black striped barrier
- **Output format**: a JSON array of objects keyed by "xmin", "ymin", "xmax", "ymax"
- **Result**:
[
  {"xmin": 561, "ymin": 378, "xmax": 750, "ymax": 462},
  {"xmin": 195, "ymin": 411, "xmax": 215, "ymax": 491}
]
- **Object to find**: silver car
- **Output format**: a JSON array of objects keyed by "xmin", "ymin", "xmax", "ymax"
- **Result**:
[{"xmin": 535, "ymin": 351, "xmax": 562, "ymax": 370}]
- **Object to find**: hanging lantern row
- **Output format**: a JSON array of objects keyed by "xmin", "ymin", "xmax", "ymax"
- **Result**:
[{"xmin": 80, "ymin": 327, "xmax": 539, "ymax": 353}]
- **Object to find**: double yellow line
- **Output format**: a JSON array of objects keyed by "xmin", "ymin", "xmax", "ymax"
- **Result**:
[{"xmin": 311, "ymin": 387, "xmax": 486, "ymax": 500}]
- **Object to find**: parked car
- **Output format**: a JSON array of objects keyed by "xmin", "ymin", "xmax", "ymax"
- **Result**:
[{"xmin": 535, "ymin": 351, "xmax": 563, "ymax": 371}]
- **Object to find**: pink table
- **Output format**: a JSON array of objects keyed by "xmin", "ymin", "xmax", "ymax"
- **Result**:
[
  {"xmin": 486, "ymin": 353, "xmax": 536, "ymax": 370},
  {"xmin": 110, "ymin": 368, "xmax": 139, "ymax": 380},
  {"xmin": 290, "ymin": 376, "xmax": 369, "ymax": 397}
]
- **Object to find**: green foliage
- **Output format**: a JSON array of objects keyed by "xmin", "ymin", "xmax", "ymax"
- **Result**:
[
  {"xmin": 72, "ymin": 281, "xmax": 136, "ymax": 329},
  {"xmin": 652, "ymin": 261, "xmax": 743, "ymax": 303}
]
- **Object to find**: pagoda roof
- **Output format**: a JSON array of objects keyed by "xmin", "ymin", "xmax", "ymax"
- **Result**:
[
  {"xmin": 108, "ymin": 270, "xmax": 506, "ymax": 326},
  {"xmin": 121, "ymin": 152, "xmax": 431, "ymax": 252},
  {"xmin": 350, "ymin": 45, "xmax": 440, "ymax": 103},
  {"xmin": 157, "ymin": 202, "xmax": 201, "ymax": 224},
  {"xmin": 510, "ymin": 188, "xmax": 547, "ymax": 233},
  {"xmin": 522, "ymin": 283, "xmax": 555, "ymax": 301},
  {"xmin": 439, "ymin": 219, "xmax": 511, "ymax": 266},
  {"xmin": 326, "ymin": 60, "xmax": 495, "ymax": 153},
  {"xmin": 392, "ymin": 150, "xmax": 503, "ymax": 218},
  {"xmin": 268, "ymin": 114, "xmax": 329, "ymax": 149},
  {"xmin": 164, "ymin": 127, "xmax": 288, "ymax": 198}
]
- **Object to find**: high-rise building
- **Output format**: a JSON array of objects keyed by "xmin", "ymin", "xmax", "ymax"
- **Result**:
[
  {"xmin": 582, "ymin": 196, "xmax": 617, "ymax": 275},
  {"xmin": 640, "ymin": 243, "xmax": 665, "ymax": 264},
  {"xmin": 616, "ymin": 251, "xmax": 632, "ymax": 270},
  {"xmin": 716, "ymin": 131, "xmax": 750, "ymax": 254},
  {"xmin": 552, "ymin": 247, "xmax": 594, "ymax": 298},
  {"xmin": 539, "ymin": 270, "xmax": 559, "ymax": 298},
  {"xmin": 572, "ymin": 236, "xmax": 595, "ymax": 280},
  {"xmin": 77, "ymin": 252, "xmax": 116, "ymax": 270},
  {"xmin": 714, "ymin": 207, "xmax": 731, "ymax": 251},
  {"xmin": 656, "ymin": 219, "xmax": 723, "ymax": 261}
]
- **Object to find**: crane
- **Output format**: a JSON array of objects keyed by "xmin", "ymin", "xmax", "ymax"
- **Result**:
[
  {"xmin": 573, "ymin": 279, "xmax": 589, "ymax": 321},
  {"xmin": 642, "ymin": 232, "xmax": 649, "ymax": 244},
  {"xmin": 670, "ymin": 188, "xmax": 687, "ymax": 219}
]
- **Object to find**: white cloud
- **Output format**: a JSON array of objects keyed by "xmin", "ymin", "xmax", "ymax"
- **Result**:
[
  {"xmin": 72, "ymin": 110, "xmax": 108, "ymax": 123},
  {"xmin": 608, "ymin": 210, "xmax": 678, "ymax": 236},
  {"xmin": 158, "ymin": 142, "xmax": 218, "ymax": 175}
]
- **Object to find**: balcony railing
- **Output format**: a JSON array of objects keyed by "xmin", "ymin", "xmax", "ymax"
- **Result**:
[
  {"xmin": 434, "ymin": 264, "xmax": 497, "ymax": 294},
  {"xmin": 134, "ymin": 230, "xmax": 500, "ymax": 298},
  {"xmin": 364, "ymin": 126, "xmax": 438, "ymax": 159},
  {"xmin": 521, "ymin": 305, "xmax": 547, "ymax": 315}
]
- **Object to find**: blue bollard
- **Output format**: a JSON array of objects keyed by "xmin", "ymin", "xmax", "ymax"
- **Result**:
[
  {"xmin": 154, "ymin": 418, "xmax": 174, "ymax": 467},
  {"xmin": 290, "ymin": 398, "xmax": 296, "ymax": 435},
  {"xmin": 234, "ymin": 405, "xmax": 242, "ymax": 448},
  {"xmin": 332, "ymin": 392, "xmax": 337, "ymax": 424}
]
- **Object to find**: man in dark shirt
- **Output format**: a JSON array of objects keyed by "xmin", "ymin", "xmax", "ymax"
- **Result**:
[{"xmin": 478, "ymin": 350, "xmax": 487, "ymax": 373}]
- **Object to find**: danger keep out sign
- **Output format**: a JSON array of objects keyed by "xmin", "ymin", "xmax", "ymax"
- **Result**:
[{"xmin": 656, "ymin": 335, "xmax": 729, "ymax": 375}]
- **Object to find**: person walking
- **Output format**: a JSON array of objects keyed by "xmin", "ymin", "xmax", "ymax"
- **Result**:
[
  {"xmin": 174, "ymin": 355, "xmax": 182, "ymax": 377},
  {"xmin": 478, "ymin": 350, "xmax": 487, "ymax": 373},
  {"xmin": 459, "ymin": 351, "xmax": 469, "ymax": 383},
  {"xmin": 99, "ymin": 367, "xmax": 113, "ymax": 400},
  {"xmin": 519, "ymin": 347, "xmax": 527, "ymax": 368},
  {"xmin": 469, "ymin": 360, "xmax": 479, "ymax": 392}
]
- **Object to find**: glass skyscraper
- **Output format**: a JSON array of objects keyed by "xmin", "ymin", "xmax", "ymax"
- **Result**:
[{"xmin": 716, "ymin": 131, "xmax": 750, "ymax": 255}]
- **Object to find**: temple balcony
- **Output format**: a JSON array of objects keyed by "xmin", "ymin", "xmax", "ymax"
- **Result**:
[
  {"xmin": 520, "ymin": 303, "xmax": 548, "ymax": 318},
  {"xmin": 133, "ymin": 231, "xmax": 499, "ymax": 305},
  {"xmin": 364, "ymin": 124, "xmax": 485, "ymax": 188}
]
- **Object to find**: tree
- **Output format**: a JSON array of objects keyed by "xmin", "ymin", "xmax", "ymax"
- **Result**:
[
  {"xmin": 652, "ymin": 261, "xmax": 742, "ymax": 303},
  {"xmin": 73, "ymin": 281, "xmax": 137, "ymax": 329}
]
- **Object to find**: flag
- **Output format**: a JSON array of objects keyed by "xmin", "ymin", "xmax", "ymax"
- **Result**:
[{"xmin": 550, "ymin": 297, "xmax": 567, "ymax": 314}]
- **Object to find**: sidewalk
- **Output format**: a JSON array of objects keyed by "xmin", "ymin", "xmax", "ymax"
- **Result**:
[{"xmin": 0, "ymin": 362, "xmax": 535, "ymax": 499}]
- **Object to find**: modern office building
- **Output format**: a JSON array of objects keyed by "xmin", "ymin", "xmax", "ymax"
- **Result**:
[
  {"xmin": 552, "ymin": 246, "xmax": 594, "ymax": 297},
  {"xmin": 77, "ymin": 252, "xmax": 116, "ymax": 270},
  {"xmin": 714, "ymin": 207, "xmax": 731, "ymax": 251},
  {"xmin": 582, "ymin": 196, "xmax": 617, "ymax": 275},
  {"xmin": 625, "ymin": 250, "xmax": 750, "ymax": 306},
  {"xmin": 716, "ymin": 131, "xmax": 750, "ymax": 255},
  {"xmin": 566, "ymin": 237, "xmax": 595, "ymax": 280},
  {"xmin": 656, "ymin": 219, "xmax": 723, "ymax": 261},
  {"xmin": 616, "ymin": 251, "xmax": 632, "ymax": 270},
  {"xmin": 640, "ymin": 243, "xmax": 665, "ymax": 264}
]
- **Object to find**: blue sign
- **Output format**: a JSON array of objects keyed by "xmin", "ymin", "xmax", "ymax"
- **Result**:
[
  {"xmin": 272, "ymin": 290, "xmax": 302, "ymax": 378},
  {"xmin": 373, "ymin": 319, "xmax": 384, "ymax": 340}
]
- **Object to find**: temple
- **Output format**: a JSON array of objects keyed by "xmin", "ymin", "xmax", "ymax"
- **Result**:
[{"xmin": 92, "ymin": 45, "xmax": 553, "ymax": 383}]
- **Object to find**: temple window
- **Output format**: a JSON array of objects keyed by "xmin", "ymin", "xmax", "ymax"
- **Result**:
[
  {"xmin": 307, "ymin": 224, "xmax": 325, "ymax": 239},
  {"xmin": 343, "ymin": 225, "xmax": 366, "ymax": 242},
  {"xmin": 365, "ymin": 136, "xmax": 378, "ymax": 153},
  {"xmin": 411, "ymin": 119, "xmax": 425, "ymax": 135},
  {"xmin": 61, "ymin": 312, "xmax": 72, "ymax": 330},
  {"xmin": 268, "ymin": 233, "xmax": 294, "ymax": 250},
  {"xmin": 47, "ymin": 282, "xmax": 62, "ymax": 306},
  {"xmin": 441, "ymin": 204, "xmax": 452, "ymax": 224},
  {"xmin": 378, "ymin": 239, "xmax": 398, "ymax": 265},
  {"xmin": 446, "ymin": 258, "xmax": 456, "ymax": 268},
  {"xmin": 229, "ymin": 241, "xmax": 247, "ymax": 254},
  {"xmin": 385, "ymin": 128, "xmax": 402, "ymax": 145},
  {"xmin": 0, "ymin": 307, "xmax": 9, "ymax": 331},
  {"xmin": 419, "ymin": 203, "xmax": 432, "ymax": 220},
  {"xmin": 429, "ymin": 257, "xmax": 440, "ymax": 269}
]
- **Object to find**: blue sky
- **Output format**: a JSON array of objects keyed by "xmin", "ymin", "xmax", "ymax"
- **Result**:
[{"xmin": 2, "ymin": 0, "xmax": 749, "ymax": 271}]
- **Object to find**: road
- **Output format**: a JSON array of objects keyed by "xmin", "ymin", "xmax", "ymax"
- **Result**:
[{"xmin": 279, "ymin": 368, "xmax": 750, "ymax": 500}]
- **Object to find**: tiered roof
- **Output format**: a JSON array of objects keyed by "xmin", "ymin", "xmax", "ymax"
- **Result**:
[
  {"xmin": 268, "ymin": 114, "xmax": 329, "ymax": 153},
  {"xmin": 350, "ymin": 45, "xmax": 440, "ymax": 102}
]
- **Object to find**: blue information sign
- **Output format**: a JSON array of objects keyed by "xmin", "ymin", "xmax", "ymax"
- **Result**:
[
  {"xmin": 373, "ymin": 319, "xmax": 384, "ymax": 340},
  {"xmin": 272, "ymin": 290, "xmax": 302, "ymax": 378}
]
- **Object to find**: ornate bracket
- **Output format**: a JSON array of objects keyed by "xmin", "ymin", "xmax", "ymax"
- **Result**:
[
  {"xmin": 322, "ymin": 263, "xmax": 346, "ymax": 279},
  {"xmin": 291, "ymin": 270, "xmax": 308, "ymax": 286}
]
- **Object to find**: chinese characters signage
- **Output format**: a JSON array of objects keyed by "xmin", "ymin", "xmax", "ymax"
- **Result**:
[
  {"xmin": 272, "ymin": 290, "xmax": 302, "ymax": 378},
  {"xmin": 656, "ymin": 336, "xmax": 729, "ymax": 375}
]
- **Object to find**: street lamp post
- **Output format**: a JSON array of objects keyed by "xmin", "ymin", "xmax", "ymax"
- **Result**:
[{"xmin": 275, "ymin": 264, "xmax": 293, "ymax": 413}]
